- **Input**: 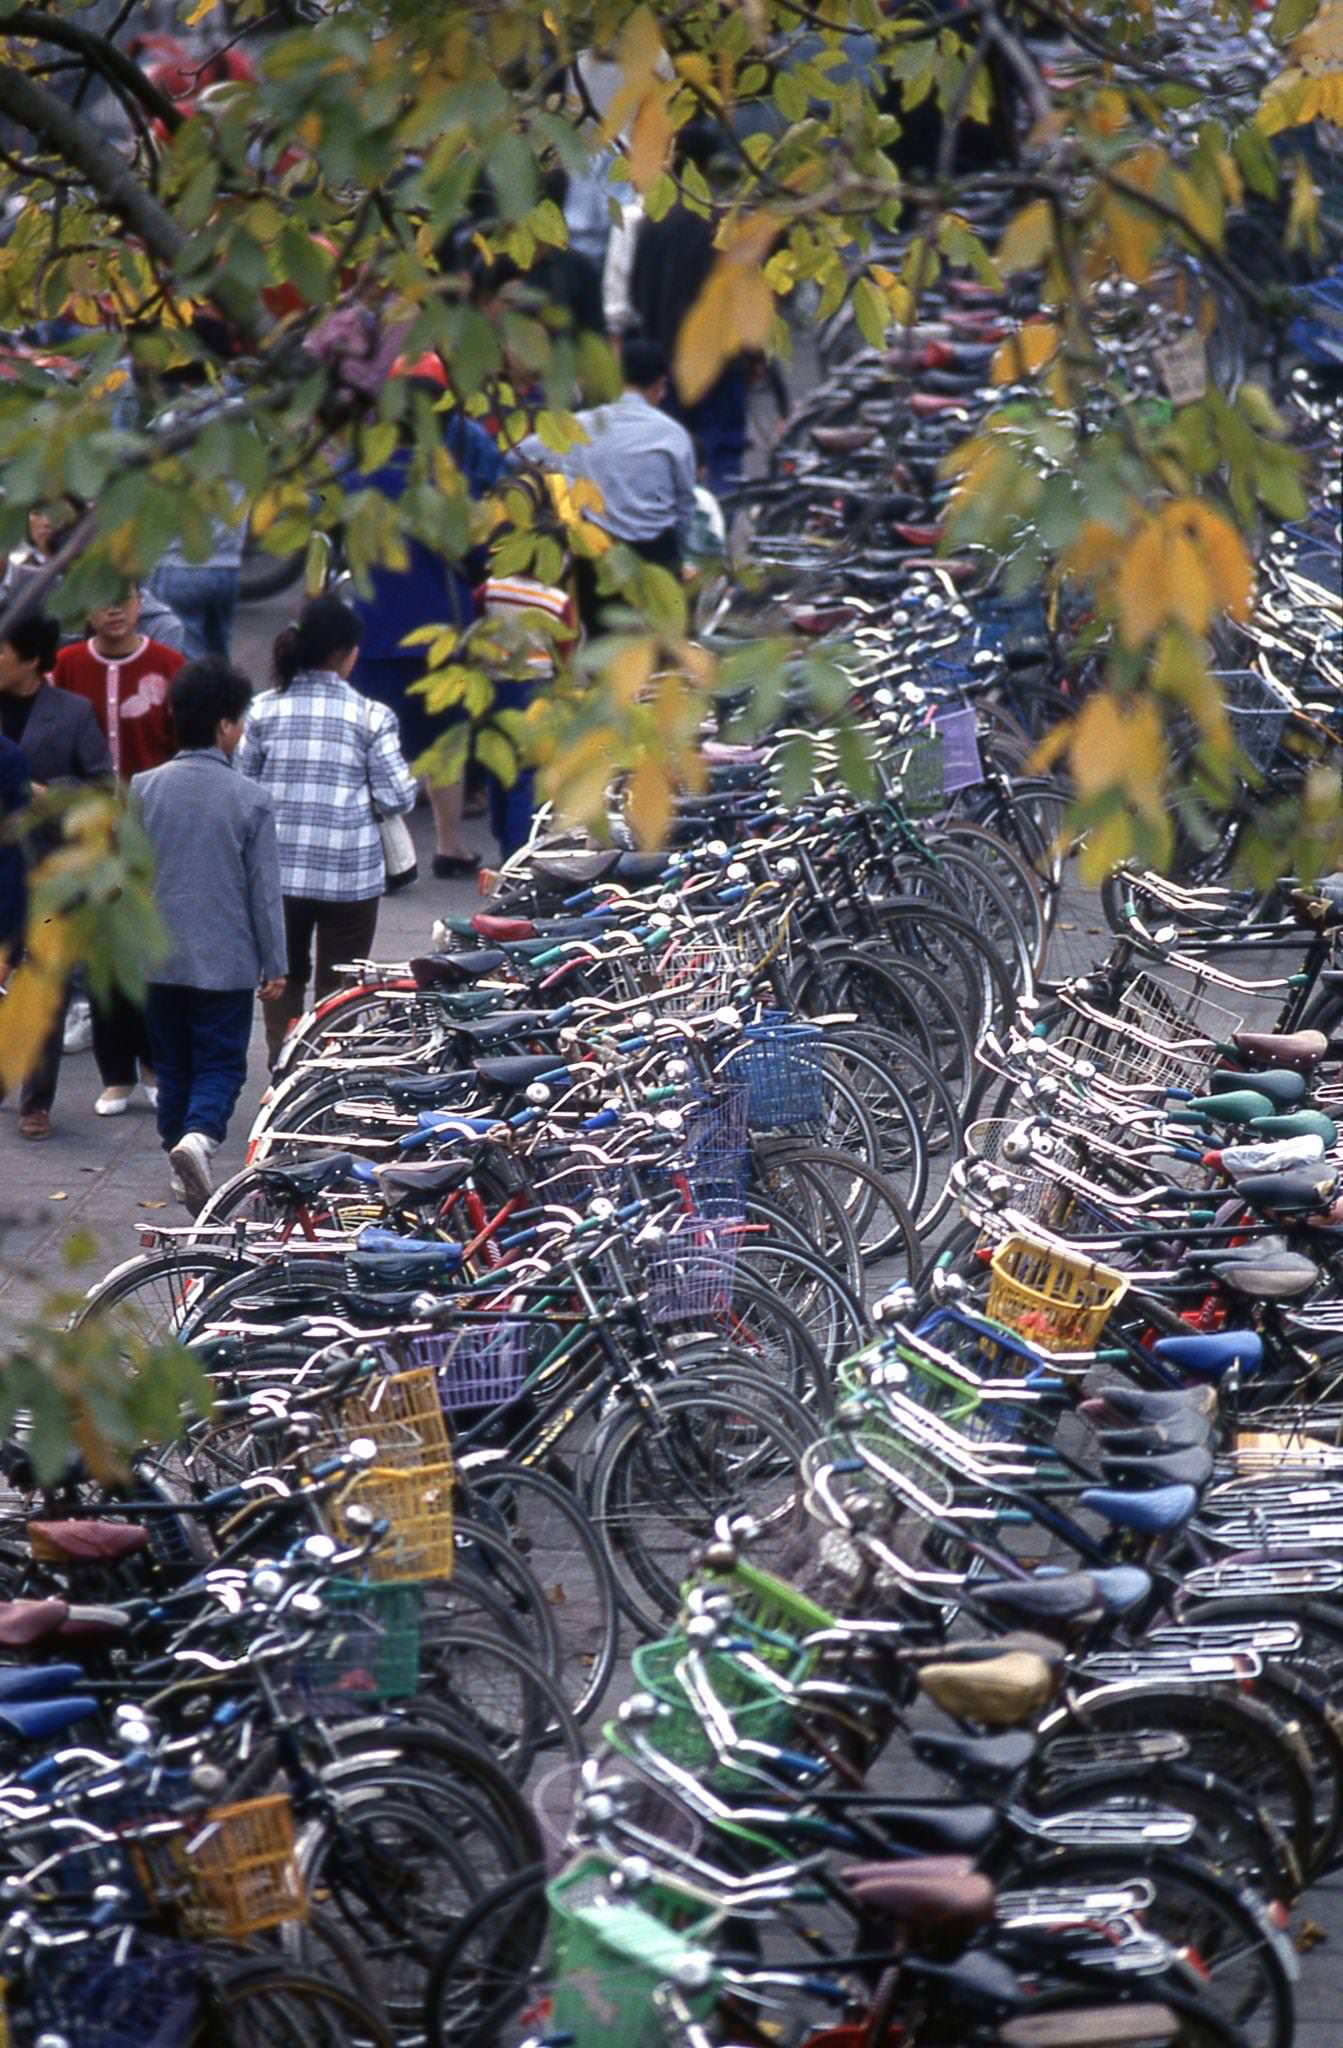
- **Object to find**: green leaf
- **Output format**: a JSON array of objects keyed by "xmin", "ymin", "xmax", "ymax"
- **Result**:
[
  {"xmin": 1270, "ymin": 0, "xmax": 1320, "ymax": 43},
  {"xmin": 1233, "ymin": 125, "xmax": 1278, "ymax": 200},
  {"xmin": 773, "ymin": 69, "xmax": 808, "ymax": 123},
  {"xmin": 476, "ymin": 726, "xmax": 517, "ymax": 782},
  {"xmin": 836, "ymin": 722, "xmax": 877, "ymax": 798},
  {"xmin": 852, "ymin": 276, "xmax": 890, "ymax": 350},
  {"xmin": 775, "ymin": 734, "xmax": 814, "ymax": 805}
]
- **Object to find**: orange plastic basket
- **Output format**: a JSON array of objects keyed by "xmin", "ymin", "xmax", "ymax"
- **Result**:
[
  {"xmin": 331, "ymin": 1460, "xmax": 456, "ymax": 1582},
  {"xmin": 130, "ymin": 1795, "xmax": 306, "ymax": 1940},
  {"xmin": 985, "ymin": 1234, "xmax": 1127, "ymax": 1354},
  {"xmin": 338, "ymin": 1366, "xmax": 451, "ymax": 1468}
]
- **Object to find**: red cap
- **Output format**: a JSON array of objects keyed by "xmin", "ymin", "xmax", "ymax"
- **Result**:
[{"xmin": 390, "ymin": 352, "xmax": 447, "ymax": 386}]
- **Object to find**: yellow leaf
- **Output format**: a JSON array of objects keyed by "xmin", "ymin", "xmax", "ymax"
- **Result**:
[
  {"xmin": 675, "ymin": 214, "xmax": 778, "ymax": 403},
  {"xmin": 1183, "ymin": 500, "xmax": 1253, "ymax": 621},
  {"xmin": 990, "ymin": 319, "xmax": 1060, "ymax": 385},
  {"xmin": 1286, "ymin": 154, "xmax": 1322, "ymax": 254},
  {"xmin": 627, "ymin": 83, "xmax": 673, "ymax": 194},
  {"xmin": 1295, "ymin": 0, "xmax": 1343, "ymax": 67},
  {"xmin": 1116, "ymin": 499, "xmax": 1252, "ymax": 647},
  {"xmin": 1173, "ymin": 170, "xmax": 1223, "ymax": 248},
  {"xmin": 0, "ymin": 963, "xmax": 62, "ymax": 1094},
  {"xmin": 1063, "ymin": 518, "xmax": 1130, "ymax": 581},
  {"xmin": 627, "ymin": 757, "xmax": 673, "ymax": 847},
  {"xmin": 1078, "ymin": 809, "xmax": 1135, "ymax": 886},
  {"xmin": 609, "ymin": 637, "xmax": 656, "ymax": 706},
  {"xmin": 184, "ymin": 0, "xmax": 222, "ymax": 23},
  {"xmin": 1101, "ymin": 193, "xmax": 1161, "ymax": 282},
  {"xmin": 1089, "ymin": 88, "xmax": 1129, "ymax": 134},
  {"xmin": 1116, "ymin": 513, "xmax": 1180, "ymax": 646},
  {"xmin": 995, "ymin": 199, "xmax": 1052, "ymax": 274}
]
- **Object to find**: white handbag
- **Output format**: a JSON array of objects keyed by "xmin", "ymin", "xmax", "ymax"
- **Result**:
[{"xmin": 377, "ymin": 808, "xmax": 418, "ymax": 892}]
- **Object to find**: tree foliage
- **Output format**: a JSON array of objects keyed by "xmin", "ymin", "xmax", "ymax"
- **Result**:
[{"xmin": 0, "ymin": 0, "xmax": 1339, "ymax": 1093}]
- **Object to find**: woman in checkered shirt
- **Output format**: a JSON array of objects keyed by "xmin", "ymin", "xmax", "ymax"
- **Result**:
[{"xmin": 239, "ymin": 595, "xmax": 417, "ymax": 1064}]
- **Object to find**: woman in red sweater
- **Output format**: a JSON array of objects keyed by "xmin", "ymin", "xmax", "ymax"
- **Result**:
[{"xmin": 54, "ymin": 588, "xmax": 183, "ymax": 1114}]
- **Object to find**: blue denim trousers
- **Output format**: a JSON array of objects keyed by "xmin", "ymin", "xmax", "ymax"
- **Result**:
[
  {"xmin": 146, "ymin": 984, "xmax": 255, "ymax": 1148},
  {"xmin": 148, "ymin": 564, "xmax": 240, "ymax": 660}
]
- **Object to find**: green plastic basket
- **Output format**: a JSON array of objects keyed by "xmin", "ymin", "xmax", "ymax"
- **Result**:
[
  {"xmin": 632, "ymin": 1636, "xmax": 797, "ymax": 1792},
  {"xmin": 547, "ymin": 1850, "xmax": 720, "ymax": 2047},
  {"xmin": 892, "ymin": 727, "xmax": 945, "ymax": 814},
  {"xmin": 297, "ymin": 1579, "xmax": 422, "ymax": 1706},
  {"xmin": 685, "ymin": 1557, "xmax": 834, "ymax": 1670}
]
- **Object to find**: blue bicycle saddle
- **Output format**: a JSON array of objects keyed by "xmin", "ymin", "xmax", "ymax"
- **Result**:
[
  {"xmin": 0, "ymin": 1697, "xmax": 98, "ymax": 1741},
  {"xmin": 1079, "ymin": 1484, "xmax": 1198, "ymax": 1535},
  {"xmin": 1152, "ymin": 1330, "xmax": 1264, "ymax": 1378},
  {"xmin": 0, "ymin": 1664, "xmax": 85, "ymax": 1703}
]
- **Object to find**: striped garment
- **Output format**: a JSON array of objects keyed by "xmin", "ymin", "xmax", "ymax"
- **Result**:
[
  {"xmin": 237, "ymin": 669, "xmax": 417, "ymax": 902},
  {"xmin": 478, "ymin": 575, "xmax": 577, "ymax": 676}
]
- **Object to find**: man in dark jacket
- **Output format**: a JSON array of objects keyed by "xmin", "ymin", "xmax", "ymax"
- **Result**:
[{"xmin": 0, "ymin": 614, "xmax": 112, "ymax": 1137}]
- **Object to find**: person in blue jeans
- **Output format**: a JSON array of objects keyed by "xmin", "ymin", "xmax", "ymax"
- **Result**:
[{"xmin": 132, "ymin": 658, "xmax": 287, "ymax": 1213}]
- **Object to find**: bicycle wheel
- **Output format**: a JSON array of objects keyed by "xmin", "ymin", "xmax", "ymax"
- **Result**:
[
  {"xmin": 187, "ymin": 1957, "xmax": 396, "ymax": 2046},
  {"xmin": 418, "ymin": 1624, "xmax": 583, "ymax": 1772},
  {"xmin": 455, "ymin": 1454, "xmax": 622, "ymax": 1723},
  {"xmin": 423, "ymin": 1863, "xmax": 548, "ymax": 2048},
  {"xmin": 588, "ymin": 1382, "xmax": 807, "ymax": 1637},
  {"xmin": 928, "ymin": 818, "xmax": 1050, "ymax": 975},
  {"xmin": 71, "ymin": 1246, "xmax": 244, "ymax": 1341},
  {"xmin": 756, "ymin": 1143, "xmax": 921, "ymax": 1281}
]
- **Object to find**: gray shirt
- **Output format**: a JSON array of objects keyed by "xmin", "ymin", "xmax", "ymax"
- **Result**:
[
  {"xmin": 132, "ymin": 747, "xmax": 287, "ymax": 990},
  {"xmin": 517, "ymin": 389, "xmax": 696, "ymax": 548}
]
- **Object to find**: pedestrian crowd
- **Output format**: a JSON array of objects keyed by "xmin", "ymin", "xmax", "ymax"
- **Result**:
[{"xmin": 0, "ymin": 155, "xmax": 733, "ymax": 1214}]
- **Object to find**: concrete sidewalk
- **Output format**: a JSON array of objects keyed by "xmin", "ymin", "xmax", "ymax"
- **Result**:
[{"xmin": 0, "ymin": 796, "xmax": 486, "ymax": 1337}]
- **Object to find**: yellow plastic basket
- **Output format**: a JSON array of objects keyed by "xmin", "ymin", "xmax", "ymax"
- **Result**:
[
  {"xmin": 131, "ymin": 1795, "xmax": 306, "ymax": 1940},
  {"xmin": 332, "ymin": 1460, "xmax": 456, "ymax": 1582},
  {"xmin": 339, "ymin": 1365, "xmax": 451, "ymax": 1468},
  {"xmin": 985, "ymin": 1234, "xmax": 1127, "ymax": 1354}
]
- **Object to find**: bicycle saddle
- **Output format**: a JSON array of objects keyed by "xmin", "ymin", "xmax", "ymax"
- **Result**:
[
  {"xmin": 1215, "ymin": 1252, "xmax": 1319, "ymax": 1299},
  {"xmin": 971, "ymin": 1575, "xmax": 1101, "ymax": 1627},
  {"xmin": 614, "ymin": 852, "xmax": 671, "ymax": 886},
  {"xmin": 842, "ymin": 1862, "xmax": 996, "ymax": 1934},
  {"xmin": 1083, "ymin": 1384, "xmax": 1218, "ymax": 1424},
  {"xmin": 352, "ymin": 1228, "xmax": 464, "ymax": 1263},
  {"xmin": 917, "ymin": 1650, "xmax": 1056, "ymax": 1727},
  {"xmin": 531, "ymin": 850, "xmax": 623, "ymax": 884},
  {"xmin": 810, "ymin": 424, "xmax": 871, "ymax": 454},
  {"xmin": 383, "ymin": 1072, "xmax": 477, "ymax": 1108},
  {"xmin": 0, "ymin": 1664, "xmax": 85, "ymax": 1703},
  {"xmin": 1231, "ymin": 1027, "xmax": 1329, "ymax": 1071},
  {"xmin": 1078, "ymin": 1483, "xmax": 1198, "ymax": 1535},
  {"xmin": 1149, "ymin": 1328, "xmax": 1264, "ymax": 1377},
  {"xmin": 258, "ymin": 1151, "xmax": 359, "ymax": 1199},
  {"xmin": 0, "ymin": 1601, "xmax": 69, "ymax": 1647},
  {"xmin": 910, "ymin": 1728, "xmax": 1037, "ymax": 1788},
  {"xmin": 838, "ymin": 1801, "xmax": 1000, "ymax": 1855},
  {"xmin": 1088, "ymin": 1565, "xmax": 1153, "ymax": 1613},
  {"xmin": 1184, "ymin": 1234, "xmax": 1289, "ymax": 1267},
  {"xmin": 0, "ymin": 1697, "xmax": 98, "ymax": 1742},
  {"xmin": 1169, "ymin": 1089, "xmax": 1277, "ymax": 1126},
  {"xmin": 1096, "ymin": 1410, "xmax": 1214, "ymax": 1450},
  {"xmin": 1099, "ymin": 1446, "xmax": 1215, "ymax": 1490},
  {"xmin": 472, "ymin": 913, "xmax": 537, "ymax": 941},
  {"xmin": 1248, "ymin": 1109, "xmax": 1338, "ymax": 1146},
  {"xmin": 474, "ymin": 1054, "xmax": 569, "ymax": 1092},
  {"xmin": 451, "ymin": 1012, "xmax": 556, "ymax": 1044},
  {"xmin": 1234, "ymin": 1168, "xmax": 1339, "ymax": 1214},
  {"xmin": 27, "ymin": 1521, "xmax": 149, "ymax": 1566},
  {"xmin": 375, "ymin": 1157, "xmax": 475, "ymax": 1200},
  {"xmin": 411, "ymin": 951, "xmax": 510, "ymax": 986},
  {"xmin": 1208, "ymin": 1066, "xmax": 1306, "ymax": 1108}
]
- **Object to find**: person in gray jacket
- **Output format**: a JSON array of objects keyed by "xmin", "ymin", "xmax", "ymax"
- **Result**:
[{"xmin": 131, "ymin": 657, "xmax": 286, "ymax": 1212}]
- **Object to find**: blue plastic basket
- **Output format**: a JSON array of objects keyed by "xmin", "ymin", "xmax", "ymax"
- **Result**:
[
  {"xmin": 971, "ymin": 591, "xmax": 1048, "ymax": 655},
  {"xmin": 1289, "ymin": 272, "xmax": 1343, "ymax": 368},
  {"xmin": 36, "ymin": 1936, "xmax": 199, "ymax": 2048},
  {"xmin": 738, "ymin": 1017, "xmax": 825, "ymax": 1129},
  {"xmin": 682, "ymin": 1078, "xmax": 750, "ymax": 1197}
]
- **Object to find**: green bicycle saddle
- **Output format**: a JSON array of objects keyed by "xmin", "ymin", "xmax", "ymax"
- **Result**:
[
  {"xmin": 1248, "ymin": 1109, "xmax": 1339, "ymax": 1147},
  {"xmin": 1209, "ymin": 1067, "xmax": 1307, "ymax": 1109},
  {"xmin": 1169, "ymin": 1090, "xmax": 1276, "ymax": 1127}
]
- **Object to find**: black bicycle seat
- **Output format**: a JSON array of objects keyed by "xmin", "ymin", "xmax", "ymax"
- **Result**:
[
  {"xmin": 375, "ymin": 1157, "xmax": 475, "ymax": 1201},
  {"xmin": 474, "ymin": 1054, "xmax": 568, "ymax": 1093},
  {"xmin": 257, "ymin": 1151, "xmax": 359, "ymax": 1200},
  {"xmin": 971, "ymin": 1576, "xmax": 1100, "ymax": 1629},
  {"xmin": 1084, "ymin": 1384, "xmax": 1219, "ymax": 1424},
  {"xmin": 451, "ymin": 1012, "xmax": 557, "ymax": 1044},
  {"xmin": 1215, "ymin": 1253, "xmax": 1319, "ymax": 1300},
  {"xmin": 1234, "ymin": 1169, "xmax": 1338, "ymax": 1215},
  {"xmin": 910, "ymin": 1728, "xmax": 1036, "ymax": 1788},
  {"xmin": 411, "ymin": 951, "xmax": 509, "ymax": 987}
]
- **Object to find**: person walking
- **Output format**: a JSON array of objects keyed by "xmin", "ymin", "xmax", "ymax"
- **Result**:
[
  {"xmin": 514, "ymin": 339, "xmax": 696, "ymax": 634},
  {"xmin": 53, "ymin": 586, "xmax": 182, "ymax": 1116},
  {"xmin": 238, "ymin": 595, "xmax": 417, "ymax": 1065},
  {"xmin": 0, "ymin": 614, "xmax": 113, "ymax": 1139},
  {"xmin": 132, "ymin": 658, "xmax": 287, "ymax": 1213}
]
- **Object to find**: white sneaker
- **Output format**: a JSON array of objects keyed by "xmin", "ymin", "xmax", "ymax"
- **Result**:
[
  {"xmin": 169, "ymin": 1132, "xmax": 215, "ymax": 1215},
  {"xmin": 170, "ymin": 1172, "xmax": 185, "ymax": 1203},
  {"xmin": 63, "ymin": 998, "xmax": 93, "ymax": 1054},
  {"xmin": 94, "ymin": 1086, "xmax": 133, "ymax": 1117},
  {"xmin": 140, "ymin": 1083, "xmax": 159, "ymax": 1110}
]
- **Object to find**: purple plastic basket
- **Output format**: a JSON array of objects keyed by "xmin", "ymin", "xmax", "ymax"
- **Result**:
[
  {"xmin": 646, "ymin": 1205, "xmax": 745, "ymax": 1322},
  {"xmin": 409, "ymin": 1316, "xmax": 531, "ymax": 1410},
  {"xmin": 935, "ymin": 706, "xmax": 983, "ymax": 793}
]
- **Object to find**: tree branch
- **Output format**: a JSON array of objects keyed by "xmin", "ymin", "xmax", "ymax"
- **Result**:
[
  {"xmin": 0, "ymin": 64, "xmax": 270, "ymax": 346},
  {"xmin": 5, "ymin": 10, "xmax": 181, "ymax": 132}
]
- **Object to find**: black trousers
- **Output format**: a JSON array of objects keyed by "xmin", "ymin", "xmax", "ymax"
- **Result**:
[
  {"xmin": 92, "ymin": 987, "xmax": 154, "ymax": 1090},
  {"xmin": 263, "ymin": 894, "xmax": 380, "ymax": 1063},
  {"xmin": 573, "ymin": 526, "xmax": 682, "ymax": 636}
]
